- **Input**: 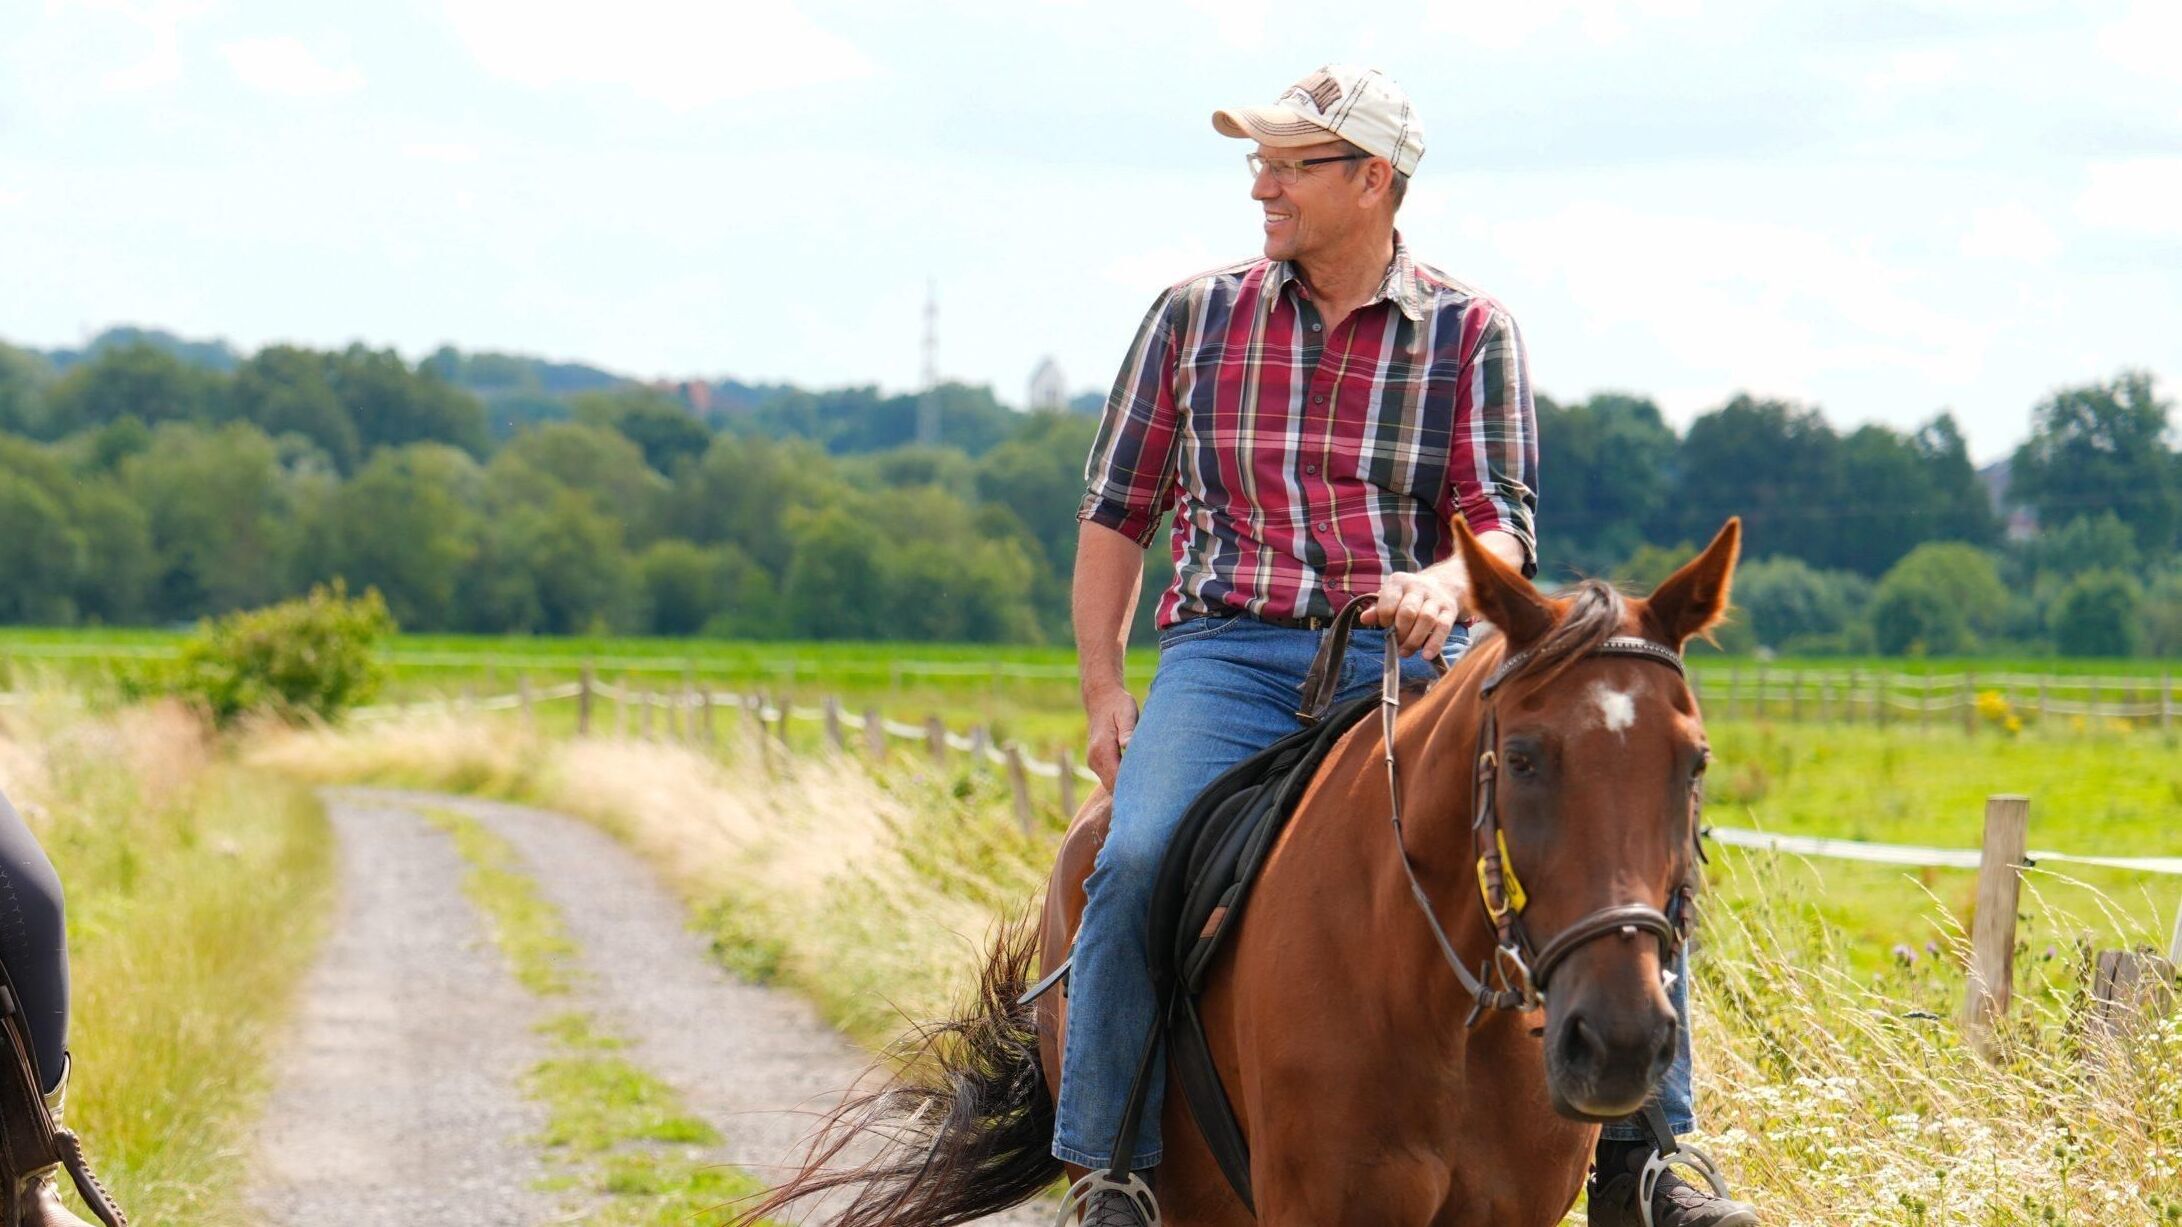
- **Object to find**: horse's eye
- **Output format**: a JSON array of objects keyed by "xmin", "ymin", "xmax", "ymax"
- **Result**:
[
  {"xmin": 1693, "ymin": 751, "xmax": 1711, "ymax": 779},
  {"xmin": 1505, "ymin": 750, "xmax": 1537, "ymax": 778}
]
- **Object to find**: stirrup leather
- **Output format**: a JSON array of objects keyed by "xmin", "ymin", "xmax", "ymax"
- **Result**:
[
  {"xmin": 0, "ymin": 977, "xmax": 128, "ymax": 1227},
  {"xmin": 1054, "ymin": 1168, "xmax": 1160, "ymax": 1227}
]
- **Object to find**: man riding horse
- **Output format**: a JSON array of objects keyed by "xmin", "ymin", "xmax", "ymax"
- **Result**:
[{"xmin": 1060, "ymin": 65, "xmax": 1758, "ymax": 1227}]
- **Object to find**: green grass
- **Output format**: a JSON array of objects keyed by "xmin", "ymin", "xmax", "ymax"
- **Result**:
[
  {"xmin": 2, "ymin": 700, "xmax": 336, "ymax": 1225},
  {"xmin": 420, "ymin": 805, "xmax": 771, "ymax": 1225}
]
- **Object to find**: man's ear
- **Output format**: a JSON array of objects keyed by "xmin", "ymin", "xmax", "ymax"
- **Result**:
[
  {"xmin": 1645, "ymin": 518, "xmax": 1742, "ymax": 647},
  {"xmin": 1454, "ymin": 519, "xmax": 1555, "ymax": 647}
]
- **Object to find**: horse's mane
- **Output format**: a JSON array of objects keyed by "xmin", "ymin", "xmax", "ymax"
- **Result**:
[{"xmin": 1457, "ymin": 579, "xmax": 1630, "ymax": 694}]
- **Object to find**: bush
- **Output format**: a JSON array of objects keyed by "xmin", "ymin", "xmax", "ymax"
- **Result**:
[
  {"xmin": 151, "ymin": 581, "xmax": 397, "ymax": 725},
  {"xmin": 1868, "ymin": 542, "xmax": 2007, "ymax": 655},
  {"xmin": 2049, "ymin": 568, "xmax": 2142, "ymax": 657}
]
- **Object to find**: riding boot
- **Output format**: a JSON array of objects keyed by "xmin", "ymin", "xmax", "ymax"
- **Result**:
[
  {"xmin": 14, "ymin": 1057, "xmax": 95, "ymax": 1227},
  {"xmin": 1588, "ymin": 1138, "xmax": 1758, "ymax": 1227}
]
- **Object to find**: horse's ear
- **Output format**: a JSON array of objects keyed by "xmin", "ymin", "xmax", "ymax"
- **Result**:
[
  {"xmin": 1454, "ymin": 518, "xmax": 1555, "ymax": 647},
  {"xmin": 1645, "ymin": 518, "xmax": 1741, "ymax": 647}
]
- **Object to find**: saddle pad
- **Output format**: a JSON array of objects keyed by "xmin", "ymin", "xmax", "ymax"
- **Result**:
[{"xmin": 1146, "ymin": 693, "xmax": 1378, "ymax": 999}]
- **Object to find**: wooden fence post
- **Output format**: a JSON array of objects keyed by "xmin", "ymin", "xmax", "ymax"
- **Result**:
[
  {"xmin": 1964, "ymin": 794, "xmax": 2032, "ymax": 1054},
  {"xmin": 517, "ymin": 673, "xmax": 533, "ymax": 730},
  {"xmin": 1057, "ymin": 746, "xmax": 1078, "ymax": 817},
  {"xmin": 1727, "ymin": 668, "xmax": 1740, "ymax": 721},
  {"xmin": 2090, "ymin": 949, "xmax": 2178, "ymax": 1042},
  {"xmin": 1005, "ymin": 746, "xmax": 1034, "ymax": 835},
  {"xmin": 1962, "ymin": 673, "xmax": 1977, "ymax": 736},
  {"xmin": 614, "ymin": 677, "xmax": 629, "ymax": 738},
  {"xmin": 577, "ymin": 663, "xmax": 594, "ymax": 736},
  {"xmin": 925, "ymin": 715, "xmax": 948, "ymax": 765},
  {"xmin": 1789, "ymin": 670, "xmax": 1802, "ymax": 722},
  {"xmin": 2163, "ymin": 670, "xmax": 2173, "ymax": 733},
  {"xmin": 863, "ymin": 706, "xmax": 886, "ymax": 760},
  {"xmin": 823, "ymin": 696, "xmax": 845, "ymax": 752},
  {"xmin": 638, "ymin": 693, "xmax": 655, "ymax": 739},
  {"xmin": 699, "ymin": 687, "xmax": 715, "ymax": 745}
]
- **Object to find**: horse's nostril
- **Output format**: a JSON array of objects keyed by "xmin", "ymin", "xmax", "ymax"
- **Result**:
[
  {"xmin": 1653, "ymin": 1020, "xmax": 1678, "ymax": 1076},
  {"xmin": 1560, "ymin": 1014, "xmax": 1604, "ymax": 1070}
]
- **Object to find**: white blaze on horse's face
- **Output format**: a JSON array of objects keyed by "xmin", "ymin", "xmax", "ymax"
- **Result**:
[{"xmin": 1588, "ymin": 682, "xmax": 1638, "ymax": 737}]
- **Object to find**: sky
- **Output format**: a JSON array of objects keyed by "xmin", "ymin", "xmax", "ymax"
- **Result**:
[{"xmin": 2, "ymin": 0, "xmax": 2177, "ymax": 463}]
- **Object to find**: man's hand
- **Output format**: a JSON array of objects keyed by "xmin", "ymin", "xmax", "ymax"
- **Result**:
[
  {"xmin": 1084, "ymin": 686, "xmax": 1139, "ymax": 795},
  {"xmin": 1360, "ymin": 569, "xmax": 1464, "ymax": 658}
]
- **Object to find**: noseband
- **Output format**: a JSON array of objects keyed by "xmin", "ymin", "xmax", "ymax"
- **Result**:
[{"xmin": 1374, "ymin": 616, "xmax": 1698, "ymax": 1027}]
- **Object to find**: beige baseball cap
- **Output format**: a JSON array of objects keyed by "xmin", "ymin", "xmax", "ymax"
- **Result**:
[{"xmin": 1213, "ymin": 64, "xmax": 1425, "ymax": 177}]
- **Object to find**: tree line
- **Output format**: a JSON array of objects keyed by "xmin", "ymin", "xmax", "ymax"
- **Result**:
[{"xmin": 0, "ymin": 330, "xmax": 2174, "ymax": 655}]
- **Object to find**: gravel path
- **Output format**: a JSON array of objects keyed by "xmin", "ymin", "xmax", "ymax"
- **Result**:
[
  {"xmin": 248, "ymin": 794, "xmax": 554, "ymax": 1227},
  {"xmin": 251, "ymin": 786, "xmax": 1050, "ymax": 1227}
]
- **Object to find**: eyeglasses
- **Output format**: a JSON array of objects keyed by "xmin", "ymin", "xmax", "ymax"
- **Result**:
[{"xmin": 1245, "ymin": 152, "xmax": 1370, "ymax": 184}]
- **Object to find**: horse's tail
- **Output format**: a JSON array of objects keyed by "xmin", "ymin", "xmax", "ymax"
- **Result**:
[{"xmin": 723, "ymin": 912, "xmax": 1061, "ymax": 1227}]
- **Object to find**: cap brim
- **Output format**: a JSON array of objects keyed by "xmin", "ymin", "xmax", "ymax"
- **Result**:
[{"xmin": 1211, "ymin": 104, "xmax": 1339, "ymax": 147}]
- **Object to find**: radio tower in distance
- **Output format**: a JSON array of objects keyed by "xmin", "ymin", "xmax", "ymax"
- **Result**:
[{"xmin": 917, "ymin": 279, "xmax": 940, "ymax": 447}]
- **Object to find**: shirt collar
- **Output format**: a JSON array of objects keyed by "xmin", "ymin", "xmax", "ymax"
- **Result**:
[{"xmin": 1272, "ymin": 231, "xmax": 1428, "ymax": 324}]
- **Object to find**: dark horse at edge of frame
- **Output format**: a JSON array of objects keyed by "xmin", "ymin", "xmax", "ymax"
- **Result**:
[{"xmin": 725, "ymin": 516, "xmax": 1743, "ymax": 1227}]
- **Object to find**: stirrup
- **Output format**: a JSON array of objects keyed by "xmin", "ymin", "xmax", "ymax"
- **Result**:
[
  {"xmin": 1054, "ymin": 1167, "xmax": 1160, "ymax": 1227},
  {"xmin": 1636, "ymin": 1142, "xmax": 1734, "ymax": 1227}
]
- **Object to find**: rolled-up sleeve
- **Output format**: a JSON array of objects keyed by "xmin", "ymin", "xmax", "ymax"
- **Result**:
[
  {"xmin": 1446, "ymin": 306, "xmax": 1539, "ymax": 577},
  {"xmin": 1077, "ymin": 290, "xmax": 1183, "ymax": 548}
]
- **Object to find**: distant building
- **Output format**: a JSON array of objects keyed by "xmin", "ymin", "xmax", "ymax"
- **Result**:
[
  {"xmin": 1977, "ymin": 457, "xmax": 2038, "ymax": 542},
  {"xmin": 1027, "ymin": 357, "xmax": 1067, "ymax": 412}
]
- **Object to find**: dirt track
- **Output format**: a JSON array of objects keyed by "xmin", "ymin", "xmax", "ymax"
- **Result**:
[{"xmin": 248, "ymin": 787, "xmax": 1048, "ymax": 1226}]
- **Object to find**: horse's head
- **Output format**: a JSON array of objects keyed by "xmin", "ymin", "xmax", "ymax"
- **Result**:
[{"xmin": 1452, "ymin": 518, "xmax": 1740, "ymax": 1122}]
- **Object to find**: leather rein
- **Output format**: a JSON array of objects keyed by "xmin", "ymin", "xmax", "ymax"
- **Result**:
[{"xmin": 1304, "ymin": 597, "xmax": 1698, "ymax": 1027}]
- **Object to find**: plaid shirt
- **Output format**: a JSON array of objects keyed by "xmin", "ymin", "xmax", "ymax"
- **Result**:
[{"xmin": 1078, "ymin": 235, "xmax": 1539, "ymax": 628}]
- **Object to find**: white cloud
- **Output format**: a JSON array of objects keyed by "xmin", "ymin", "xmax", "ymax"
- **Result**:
[
  {"xmin": 1182, "ymin": 0, "xmax": 1268, "ymax": 51},
  {"xmin": 2096, "ymin": 1, "xmax": 2182, "ymax": 78},
  {"xmin": 2075, "ymin": 158, "xmax": 2182, "ymax": 237},
  {"xmin": 1488, "ymin": 202, "xmax": 1991, "ymax": 399},
  {"xmin": 0, "ymin": 187, "xmax": 24, "ymax": 207},
  {"xmin": 220, "ymin": 36, "xmax": 363, "ymax": 97},
  {"xmin": 1425, "ymin": 0, "xmax": 1705, "ymax": 53},
  {"xmin": 1863, "ymin": 48, "xmax": 1961, "ymax": 94},
  {"xmin": 402, "ymin": 142, "xmax": 480, "ymax": 164},
  {"xmin": 1959, "ymin": 202, "xmax": 2060, "ymax": 264},
  {"xmin": 439, "ymin": 0, "xmax": 873, "ymax": 110},
  {"xmin": 65, "ymin": 0, "xmax": 216, "ymax": 93}
]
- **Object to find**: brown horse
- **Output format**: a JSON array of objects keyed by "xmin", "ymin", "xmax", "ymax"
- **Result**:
[{"xmin": 730, "ymin": 518, "xmax": 1740, "ymax": 1227}]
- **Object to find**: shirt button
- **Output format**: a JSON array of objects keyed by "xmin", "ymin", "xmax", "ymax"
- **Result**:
[
  {"xmin": 1311, "ymin": 322, "xmax": 1322, "ymax": 332},
  {"xmin": 1312, "ymin": 394, "xmax": 1325, "ymax": 405},
  {"xmin": 1316, "ymin": 520, "xmax": 1330, "ymax": 532},
  {"xmin": 1304, "ymin": 463, "xmax": 1318, "ymax": 475}
]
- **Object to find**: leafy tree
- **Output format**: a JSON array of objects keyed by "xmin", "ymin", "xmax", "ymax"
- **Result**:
[
  {"xmin": 0, "ymin": 343, "xmax": 50, "ymax": 436},
  {"xmin": 637, "ymin": 539, "xmax": 729, "ymax": 636},
  {"xmin": 326, "ymin": 345, "xmax": 490, "ymax": 457},
  {"xmin": 573, "ymin": 387, "xmax": 712, "ymax": 474},
  {"xmin": 661, "ymin": 434, "xmax": 827, "ymax": 576},
  {"xmin": 1730, "ymin": 557, "xmax": 1872, "ymax": 649},
  {"xmin": 779, "ymin": 504, "xmax": 888, "ymax": 639},
  {"xmin": 121, "ymin": 422, "xmax": 301, "ymax": 620},
  {"xmin": 463, "ymin": 489, "xmax": 635, "ymax": 635},
  {"xmin": 976, "ymin": 411, "xmax": 1103, "ymax": 574},
  {"xmin": 0, "ymin": 464, "xmax": 84, "ymax": 623},
  {"xmin": 1669, "ymin": 395, "xmax": 1844, "ymax": 569},
  {"xmin": 2024, "ymin": 512, "xmax": 2140, "ymax": 581},
  {"xmin": 2048, "ymin": 569, "xmax": 2142, "ymax": 657},
  {"xmin": 1614, "ymin": 541, "xmax": 1699, "ymax": 592},
  {"xmin": 2010, "ymin": 370, "xmax": 2179, "ymax": 558},
  {"xmin": 42, "ymin": 342, "xmax": 220, "ymax": 438},
  {"xmin": 1867, "ymin": 542, "xmax": 2007, "ymax": 655},
  {"xmin": 313, "ymin": 445, "xmax": 482, "ymax": 629},
  {"xmin": 2142, "ymin": 570, "xmax": 2182, "ymax": 657},
  {"xmin": 490, "ymin": 422, "xmax": 663, "ymax": 537},
  {"xmin": 68, "ymin": 484, "xmax": 155, "ymax": 625},
  {"xmin": 1535, "ymin": 392, "xmax": 1677, "ymax": 576},
  {"xmin": 233, "ymin": 346, "xmax": 362, "ymax": 472}
]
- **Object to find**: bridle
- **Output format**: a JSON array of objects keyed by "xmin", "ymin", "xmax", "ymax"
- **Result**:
[{"xmin": 1372, "ymin": 610, "xmax": 1700, "ymax": 1027}]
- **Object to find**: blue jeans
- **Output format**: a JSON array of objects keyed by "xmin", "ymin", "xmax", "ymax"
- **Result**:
[{"xmin": 1050, "ymin": 614, "xmax": 1696, "ymax": 1168}]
